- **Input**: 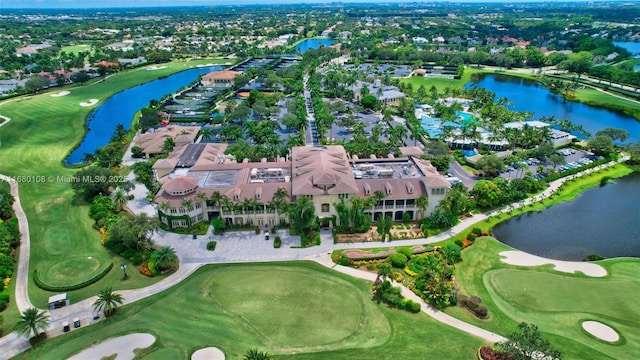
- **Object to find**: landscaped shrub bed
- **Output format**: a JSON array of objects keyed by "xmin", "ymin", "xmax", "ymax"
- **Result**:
[
  {"xmin": 458, "ymin": 294, "xmax": 489, "ymax": 318},
  {"xmin": 478, "ymin": 346, "xmax": 513, "ymax": 360},
  {"xmin": 0, "ymin": 288, "xmax": 9, "ymax": 312},
  {"xmin": 33, "ymin": 263, "xmax": 114, "ymax": 292},
  {"xmin": 388, "ymin": 253, "xmax": 408, "ymax": 268},
  {"xmin": 0, "ymin": 187, "xmax": 20, "ymax": 300},
  {"xmin": 165, "ymin": 221, "xmax": 209, "ymax": 235},
  {"xmin": 273, "ymin": 236, "xmax": 281, "ymax": 248},
  {"xmin": 374, "ymin": 280, "xmax": 421, "ymax": 313},
  {"xmin": 206, "ymin": 241, "xmax": 217, "ymax": 251}
]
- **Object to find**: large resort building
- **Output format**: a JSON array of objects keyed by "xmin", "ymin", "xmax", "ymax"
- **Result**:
[{"xmin": 153, "ymin": 142, "xmax": 451, "ymax": 230}]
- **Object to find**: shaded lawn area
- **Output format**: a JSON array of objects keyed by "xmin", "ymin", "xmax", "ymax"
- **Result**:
[
  {"xmin": 0, "ymin": 58, "xmax": 233, "ymax": 313},
  {"xmin": 14, "ymin": 262, "xmax": 485, "ymax": 360},
  {"xmin": 451, "ymin": 237, "xmax": 640, "ymax": 360}
]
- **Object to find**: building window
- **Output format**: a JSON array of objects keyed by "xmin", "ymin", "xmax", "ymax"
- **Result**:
[
  {"xmin": 338, "ymin": 193, "xmax": 349, "ymax": 200},
  {"xmin": 172, "ymin": 219, "xmax": 188, "ymax": 227},
  {"xmin": 196, "ymin": 214, "xmax": 204, "ymax": 222},
  {"xmin": 431, "ymin": 188, "xmax": 445, "ymax": 195},
  {"xmin": 321, "ymin": 203, "xmax": 330, "ymax": 213},
  {"xmin": 170, "ymin": 208, "xmax": 177, "ymax": 214}
]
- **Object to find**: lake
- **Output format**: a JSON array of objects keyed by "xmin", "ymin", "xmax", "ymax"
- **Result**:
[
  {"xmin": 468, "ymin": 74, "xmax": 640, "ymax": 143},
  {"xmin": 492, "ymin": 172, "xmax": 640, "ymax": 260},
  {"xmin": 614, "ymin": 41, "xmax": 640, "ymax": 58},
  {"xmin": 66, "ymin": 65, "xmax": 222, "ymax": 165},
  {"xmin": 294, "ymin": 38, "xmax": 335, "ymax": 53}
]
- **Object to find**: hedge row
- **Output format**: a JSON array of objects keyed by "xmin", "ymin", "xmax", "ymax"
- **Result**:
[{"xmin": 33, "ymin": 263, "xmax": 114, "ymax": 292}]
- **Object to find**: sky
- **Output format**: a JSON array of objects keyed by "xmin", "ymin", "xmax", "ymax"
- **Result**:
[{"xmin": 0, "ymin": 0, "xmax": 607, "ymax": 10}]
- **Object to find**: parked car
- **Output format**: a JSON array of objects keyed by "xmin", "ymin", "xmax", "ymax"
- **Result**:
[
  {"xmin": 63, "ymin": 321, "xmax": 70, "ymax": 333},
  {"xmin": 73, "ymin": 318, "xmax": 81, "ymax": 328}
]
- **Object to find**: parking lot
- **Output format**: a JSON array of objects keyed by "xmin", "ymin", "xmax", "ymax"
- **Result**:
[{"xmin": 500, "ymin": 148, "xmax": 598, "ymax": 180}]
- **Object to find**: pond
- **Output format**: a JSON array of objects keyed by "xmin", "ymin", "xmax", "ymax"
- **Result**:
[
  {"xmin": 467, "ymin": 74, "xmax": 640, "ymax": 143},
  {"xmin": 294, "ymin": 38, "xmax": 335, "ymax": 53},
  {"xmin": 614, "ymin": 41, "xmax": 640, "ymax": 58},
  {"xmin": 492, "ymin": 172, "xmax": 640, "ymax": 261},
  {"xmin": 66, "ymin": 65, "xmax": 222, "ymax": 165}
]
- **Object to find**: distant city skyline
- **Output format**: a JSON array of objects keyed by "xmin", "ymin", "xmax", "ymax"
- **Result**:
[{"xmin": 2, "ymin": 0, "xmax": 610, "ymax": 10}]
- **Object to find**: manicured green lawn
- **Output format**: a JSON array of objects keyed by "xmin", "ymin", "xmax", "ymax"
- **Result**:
[
  {"xmin": 0, "ymin": 58, "xmax": 234, "ymax": 309},
  {"xmin": 60, "ymin": 44, "xmax": 93, "ymax": 56},
  {"xmin": 572, "ymin": 87, "xmax": 640, "ymax": 120},
  {"xmin": 452, "ymin": 237, "xmax": 640, "ymax": 360},
  {"xmin": 399, "ymin": 68, "xmax": 484, "ymax": 91},
  {"xmin": 14, "ymin": 262, "xmax": 485, "ymax": 360}
]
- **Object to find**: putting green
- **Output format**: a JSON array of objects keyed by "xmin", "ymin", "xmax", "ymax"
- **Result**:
[
  {"xmin": 487, "ymin": 269, "xmax": 640, "ymax": 323},
  {"xmin": 37, "ymin": 256, "xmax": 106, "ymax": 287},
  {"xmin": 210, "ymin": 266, "xmax": 382, "ymax": 349}
]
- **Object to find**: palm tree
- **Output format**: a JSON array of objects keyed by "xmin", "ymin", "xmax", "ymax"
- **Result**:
[
  {"xmin": 196, "ymin": 192, "xmax": 208, "ymax": 208},
  {"xmin": 93, "ymin": 287, "xmax": 124, "ymax": 318},
  {"xmin": 150, "ymin": 246, "xmax": 178, "ymax": 271},
  {"xmin": 243, "ymin": 349, "xmax": 271, "ymax": 360},
  {"xmin": 15, "ymin": 308, "xmax": 50, "ymax": 339},
  {"xmin": 415, "ymin": 195, "xmax": 429, "ymax": 220},
  {"xmin": 181, "ymin": 199, "xmax": 194, "ymax": 212},
  {"xmin": 289, "ymin": 196, "xmax": 316, "ymax": 238},
  {"xmin": 111, "ymin": 189, "xmax": 127, "ymax": 211},
  {"xmin": 271, "ymin": 187, "xmax": 290, "ymax": 224},
  {"xmin": 113, "ymin": 123, "xmax": 128, "ymax": 143},
  {"xmin": 199, "ymin": 127, "xmax": 215, "ymax": 142},
  {"xmin": 159, "ymin": 201, "xmax": 171, "ymax": 215},
  {"xmin": 376, "ymin": 263, "xmax": 392, "ymax": 283}
]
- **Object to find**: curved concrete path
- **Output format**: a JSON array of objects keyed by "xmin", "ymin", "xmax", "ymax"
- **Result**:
[{"xmin": 0, "ymin": 104, "xmax": 629, "ymax": 360}]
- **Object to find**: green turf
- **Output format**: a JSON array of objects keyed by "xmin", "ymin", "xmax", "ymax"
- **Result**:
[
  {"xmin": 36, "ymin": 256, "xmax": 105, "ymax": 287},
  {"xmin": 60, "ymin": 44, "xmax": 93, "ymax": 56},
  {"xmin": 452, "ymin": 237, "xmax": 640, "ymax": 360},
  {"xmin": 0, "ymin": 58, "xmax": 235, "ymax": 309},
  {"xmin": 572, "ymin": 87, "xmax": 640, "ymax": 120},
  {"xmin": 399, "ymin": 68, "xmax": 484, "ymax": 91},
  {"xmin": 13, "ymin": 262, "xmax": 485, "ymax": 360}
]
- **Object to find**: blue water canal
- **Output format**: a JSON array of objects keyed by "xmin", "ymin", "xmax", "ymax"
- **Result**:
[
  {"xmin": 294, "ymin": 38, "xmax": 334, "ymax": 53},
  {"xmin": 467, "ymin": 74, "xmax": 640, "ymax": 143},
  {"xmin": 66, "ymin": 65, "xmax": 222, "ymax": 165}
]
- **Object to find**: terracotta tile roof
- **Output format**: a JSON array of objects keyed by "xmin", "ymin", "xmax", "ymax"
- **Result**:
[
  {"xmin": 202, "ymin": 70, "xmax": 241, "ymax": 80},
  {"xmin": 134, "ymin": 126, "xmax": 200, "ymax": 155},
  {"xmin": 291, "ymin": 146, "xmax": 359, "ymax": 196},
  {"xmin": 164, "ymin": 176, "xmax": 199, "ymax": 194}
]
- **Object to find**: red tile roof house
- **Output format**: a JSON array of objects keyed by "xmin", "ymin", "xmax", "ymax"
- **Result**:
[
  {"xmin": 201, "ymin": 70, "xmax": 242, "ymax": 88},
  {"xmin": 153, "ymin": 144, "xmax": 450, "ymax": 230}
]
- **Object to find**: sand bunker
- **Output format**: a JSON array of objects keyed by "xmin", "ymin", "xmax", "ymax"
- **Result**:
[
  {"xmin": 50, "ymin": 91, "xmax": 70, "ymax": 97},
  {"xmin": 79, "ymin": 99, "xmax": 99, "ymax": 107},
  {"xmin": 499, "ymin": 251, "xmax": 607, "ymax": 277},
  {"xmin": 68, "ymin": 333, "xmax": 155, "ymax": 360},
  {"xmin": 147, "ymin": 65, "xmax": 168, "ymax": 70},
  {"xmin": 582, "ymin": 321, "xmax": 620, "ymax": 342},
  {"xmin": 192, "ymin": 347, "xmax": 225, "ymax": 360}
]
